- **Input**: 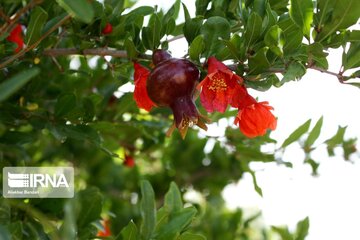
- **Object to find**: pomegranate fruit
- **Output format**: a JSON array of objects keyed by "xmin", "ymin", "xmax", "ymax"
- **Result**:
[{"xmin": 147, "ymin": 50, "xmax": 207, "ymax": 138}]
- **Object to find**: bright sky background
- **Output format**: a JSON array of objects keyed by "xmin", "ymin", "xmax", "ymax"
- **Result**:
[{"xmin": 130, "ymin": 0, "xmax": 360, "ymax": 239}]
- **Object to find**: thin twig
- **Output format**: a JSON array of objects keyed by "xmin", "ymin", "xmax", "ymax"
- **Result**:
[
  {"xmin": 42, "ymin": 48, "xmax": 152, "ymax": 59},
  {"xmin": 0, "ymin": 15, "xmax": 71, "ymax": 69},
  {"xmin": 167, "ymin": 34, "xmax": 184, "ymax": 43},
  {"xmin": 0, "ymin": 8, "xmax": 11, "ymax": 23},
  {"xmin": 0, "ymin": 0, "xmax": 42, "ymax": 35}
]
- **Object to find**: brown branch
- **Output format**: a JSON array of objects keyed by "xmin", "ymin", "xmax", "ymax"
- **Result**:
[
  {"xmin": 167, "ymin": 34, "xmax": 184, "ymax": 43},
  {"xmin": 309, "ymin": 65, "xmax": 345, "ymax": 83},
  {"xmin": 0, "ymin": 0, "xmax": 42, "ymax": 35},
  {"xmin": 0, "ymin": 14, "xmax": 71, "ymax": 69},
  {"xmin": 42, "ymin": 48, "xmax": 152, "ymax": 60}
]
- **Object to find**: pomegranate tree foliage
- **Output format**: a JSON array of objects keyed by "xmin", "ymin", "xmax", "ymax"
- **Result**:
[{"xmin": 0, "ymin": 0, "xmax": 359, "ymax": 239}]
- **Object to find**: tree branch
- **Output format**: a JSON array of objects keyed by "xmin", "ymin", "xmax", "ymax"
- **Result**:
[
  {"xmin": 0, "ymin": 0, "xmax": 42, "ymax": 35},
  {"xmin": 0, "ymin": 15, "xmax": 71, "ymax": 69},
  {"xmin": 42, "ymin": 48, "xmax": 152, "ymax": 59}
]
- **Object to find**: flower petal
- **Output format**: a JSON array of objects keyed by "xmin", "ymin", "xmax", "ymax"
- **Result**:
[
  {"xmin": 133, "ymin": 62, "xmax": 155, "ymax": 111},
  {"xmin": 235, "ymin": 101, "xmax": 277, "ymax": 138}
]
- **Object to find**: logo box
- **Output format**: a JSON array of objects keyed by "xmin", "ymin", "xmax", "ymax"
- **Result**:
[{"xmin": 3, "ymin": 167, "xmax": 74, "ymax": 198}]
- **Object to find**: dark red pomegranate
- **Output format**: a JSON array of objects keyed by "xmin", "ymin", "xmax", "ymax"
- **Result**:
[{"xmin": 147, "ymin": 50, "xmax": 207, "ymax": 138}]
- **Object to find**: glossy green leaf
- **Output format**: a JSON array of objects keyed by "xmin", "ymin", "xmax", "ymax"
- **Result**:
[
  {"xmin": 221, "ymin": 34, "xmax": 242, "ymax": 61},
  {"xmin": 282, "ymin": 119, "xmax": 311, "ymax": 148},
  {"xmin": 264, "ymin": 25, "xmax": 285, "ymax": 56},
  {"xmin": 164, "ymin": 182, "xmax": 183, "ymax": 213},
  {"xmin": 316, "ymin": 0, "xmax": 360, "ymax": 42},
  {"xmin": 269, "ymin": 0, "xmax": 289, "ymax": 15},
  {"xmin": 54, "ymin": 93, "xmax": 77, "ymax": 118},
  {"xmin": 178, "ymin": 232, "xmax": 206, "ymax": 240},
  {"xmin": 124, "ymin": 38, "xmax": 138, "ymax": 60},
  {"xmin": 56, "ymin": 0, "xmax": 94, "ymax": 23},
  {"xmin": 140, "ymin": 180, "xmax": 156, "ymax": 240},
  {"xmin": 141, "ymin": 14, "xmax": 162, "ymax": 50},
  {"xmin": 281, "ymin": 61, "xmax": 306, "ymax": 84},
  {"xmin": 244, "ymin": 12, "xmax": 263, "ymax": 50},
  {"xmin": 184, "ymin": 17, "xmax": 203, "ymax": 43},
  {"xmin": 77, "ymin": 187, "xmax": 103, "ymax": 228},
  {"xmin": 0, "ymin": 68, "xmax": 40, "ymax": 102},
  {"xmin": 295, "ymin": 217, "xmax": 310, "ymax": 240},
  {"xmin": 195, "ymin": 0, "xmax": 210, "ymax": 16},
  {"xmin": 248, "ymin": 47, "xmax": 270, "ymax": 75},
  {"xmin": 290, "ymin": 0, "xmax": 313, "ymax": 38},
  {"xmin": 278, "ymin": 15, "xmax": 303, "ymax": 54},
  {"xmin": 305, "ymin": 116, "xmax": 323, "ymax": 147},
  {"xmin": 119, "ymin": 221, "xmax": 139, "ymax": 240},
  {"xmin": 201, "ymin": 16, "xmax": 230, "ymax": 57},
  {"xmin": 271, "ymin": 226, "xmax": 293, "ymax": 240},
  {"xmin": 155, "ymin": 207, "xmax": 197, "ymax": 240},
  {"xmin": 325, "ymin": 126, "xmax": 347, "ymax": 156},
  {"xmin": 343, "ymin": 42, "xmax": 360, "ymax": 70},
  {"xmin": 25, "ymin": 7, "xmax": 48, "ymax": 45},
  {"xmin": 189, "ymin": 35, "xmax": 205, "ymax": 61}
]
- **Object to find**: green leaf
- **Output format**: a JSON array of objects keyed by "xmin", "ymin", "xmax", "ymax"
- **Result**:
[
  {"xmin": 290, "ymin": 0, "xmax": 313, "ymax": 38},
  {"xmin": 295, "ymin": 217, "xmax": 310, "ymax": 240},
  {"xmin": 201, "ymin": 16, "xmax": 230, "ymax": 57},
  {"xmin": 221, "ymin": 34, "xmax": 242, "ymax": 61},
  {"xmin": 141, "ymin": 14, "xmax": 162, "ymax": 50},
  {"xmin": 155, "ymin": 207, "xmax": 197, "ymax": 240},
  {"xmin": 281, "ymin": 61, "xmax": 306, "ymax": 84},
  {"xmin": 54, "ymin": 93, "xmax": 77, "ymax": 118},
  {"xmin": 278, "ymin": 15, "xmax": 303, "ymax": 54},
  {"xmin": 77, "ymin": 187, "xmax": 103, "ymax": 228},
  {"xmin": 56, "ymin": 0, "xmax": 94, "ymax": 23},
  {"xmin": 61, "ymin": 199, "xmax": 77, "ymax": 240},
  {"xmin": 244, "ymin": 12, "xmax": 263, "ymax": 51},
  {"xmin": 282, "ymin": 119, "xmax": 311, "ymax": 148},
  {"xmin": 119, "ymin": 221, "xmax": 139, "ymax": 240},
  {"xmin": 305, "ymin": 158, "xmax": 320, "ymax": 175},
  {"xmin": 264, "ymin": 25, "xmax": 285, "ymax": 56},
  {"xmin": 163, "ymin": 0, "xmax": 181, "ymax": 23},
  {"xmin": 305, "ymin": 116, "xmax": 323, "ymax": 147},
  {"xmin": 124, "ymin": 38, "xmax": 138, "ymax": 60},
  {"xmin": 178, "ymin": 232, "xmax": 206, "ymax": 240},
  {"xmin": 271, "ymin": 226, "xmax": 293, "ymax": 240},
  {"xmin": 0, "ymin": 68, "xmax": 40, "ymax": 102},
  {"xmin": 189, "ymin": 35, "xmax": 205, "ymax": 62},
  {"xmin": 140, "ymin": 180, "xmax": 156, "ymax": 240},
  {"xmin": 184, "ymin": 17, "xmax": 203, "ymax": 44},
  {"xmin": 25, "ymin": 7, "xmax": 48, "ymax": 45},
  {"xmin": 343, "ymin": 42, "xmax": 360, "ymax": 70},
  {"xmin": 269, "ymin": 0, "xmax": 289, "ymax": 15},
  {"xmin": 325, "ymin": 126, "xmax": 347, "ymax": 156},
  {"xmin": 164, "ymin": 182, "xmax": 183, "ymax": 213},
  {"xmin": 125, "ymin": 6, "xmax": 154, "ymax": 23},
  {"xmin": 248, "ymin": 47, "xmax": 270, "ymax": 75},
  {"xmin": 196, "ymin": 0, "xmax": 210, "ymax": 16},
  {"xmin": 307, "ymin": 43, "xmax": 329, "ymax": 69},
  {"xmin": 316, "ymin": 0, "xmax": 360, "ymax": 42}
]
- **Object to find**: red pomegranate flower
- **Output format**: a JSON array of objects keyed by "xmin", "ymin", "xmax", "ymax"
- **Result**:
[
  {"xmin": 7, "ymin": 24, "xmax": 24, "ymax": 53},
  {"xmin": 234, "ymin": 100, "xmax": 277, "ymax": 138},
  {"xmin": 197, "ymin": 57, "xmax": 243, "ymax": 113},
  {"xmin": 133, "ymin": 62, "xmax": 155, "ymax": 111},
  {"xmin": 102, "ymin": 23, "xmax": 113, "ymax": 35},
  {"xmin": 97, "ymin": 219, "xmax": 112, "ymax": 237},
  {"xmin": 124, "ymin": 154, "xmax": 135, "ymax": 167}
]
